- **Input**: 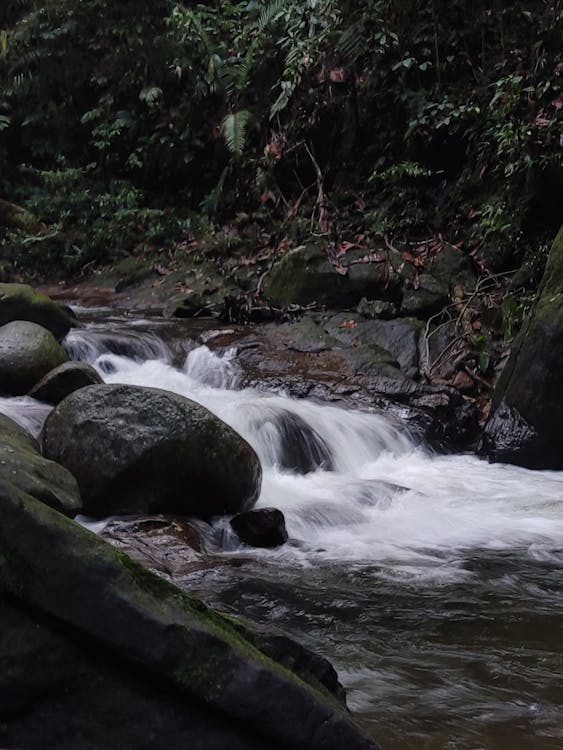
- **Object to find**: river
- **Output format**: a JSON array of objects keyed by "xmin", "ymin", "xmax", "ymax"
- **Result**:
[{"xmin": 2, "ymin": 308, "xmax": 563, "ymax": 749}]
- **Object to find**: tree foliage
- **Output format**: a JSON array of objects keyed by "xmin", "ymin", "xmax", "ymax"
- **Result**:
[{"xmin": 0, "ymin": 0, "xmax": 561, "ymax": 276}]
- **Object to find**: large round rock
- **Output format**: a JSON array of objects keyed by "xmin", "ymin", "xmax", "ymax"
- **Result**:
[
  {"xmin": 0, "ymin": 321, "xmax": 68, "ymax": 395},
  {"xmin": 43, "ymin": 384, "xmax": 262, "ymax": 518},
  {"xmin": 0, "ymin": 282, "xmax": 74, "ymax": 340}
]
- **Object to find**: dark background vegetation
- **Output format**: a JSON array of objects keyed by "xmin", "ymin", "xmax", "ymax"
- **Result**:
[{"xmin": 0, "ymin": 0, "xmax": 561, "ymax": 279}]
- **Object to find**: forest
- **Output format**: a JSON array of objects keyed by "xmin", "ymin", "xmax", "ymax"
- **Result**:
[{"xmin": 0, "ymin": 0, "xmax": 561, "ymax": 283}]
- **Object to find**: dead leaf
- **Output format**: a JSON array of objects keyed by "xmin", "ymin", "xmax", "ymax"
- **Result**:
[{"xmin": 339, "ymin": 319, "xmax": 357, "ymax": 329}]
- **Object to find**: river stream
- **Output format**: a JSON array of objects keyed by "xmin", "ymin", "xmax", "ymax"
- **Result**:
[{"xmin": 2, "ymin": 309, "xmax": 563, "ymax": 749}]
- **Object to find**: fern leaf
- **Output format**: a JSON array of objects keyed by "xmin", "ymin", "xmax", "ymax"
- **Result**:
[
  {"xmin": 258, "ymin": 0, "xmax": 285, "ymax": 32},
  {"xmin": 222, "ymin": 110, "xmax": 251, "ymax": 157}
]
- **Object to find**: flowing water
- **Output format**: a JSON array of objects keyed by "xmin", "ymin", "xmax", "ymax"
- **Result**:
[{"xmin": 2, "ymin": 314, "xmax": 563, "ymax": 749}]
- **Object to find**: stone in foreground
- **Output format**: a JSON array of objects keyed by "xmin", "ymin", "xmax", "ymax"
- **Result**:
[
  {"xmin": 43, "ymin": 384, "xmax": 262, "ymax": 518},
  {"xmin": 0, "ymin": 481, "xmax": 380, "ymax": 750}
]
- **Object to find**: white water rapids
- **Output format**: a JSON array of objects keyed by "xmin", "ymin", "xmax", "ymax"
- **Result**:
[
  {"xmin": 61, "ymin": 324, "xmax": 563, "ymax": 581},
  {"xmin": 2, "ymin": 318, "xmax": 563, "ymax": 748}
]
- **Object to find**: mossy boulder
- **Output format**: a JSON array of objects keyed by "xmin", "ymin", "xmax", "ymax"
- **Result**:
[
  {"xmin": 483, "ymin": 226, "xmax": 563, "ymax": 468},
  {"xmin": 28, "ymin": 361, "xmax": 103, "ymax": 404},
  {"xmin": 0, "ymin": 321, "xmax": 68, "ymax": 396},
  {"xmin": 0, "ymin": 283, "xmax": 74, "ymax": 339},
  {"xmin": 0, "ymin": 481, "xmax": 379, "ymax": 750},
  {"xmin": 43, "ymin": 384, "xmax": 262, "ymax": 518},
  {"xmin": 0, "ymin": 413, "xmax": 81, "ymax": 515},
  {"xmin": 264, "ymin": 243, "xmax": 400, "ymax": 308}
]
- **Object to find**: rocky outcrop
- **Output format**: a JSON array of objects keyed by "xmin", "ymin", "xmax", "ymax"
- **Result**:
[
  {"xmin": 0, "ymin": 413, "xmax": 81, "ymax": 515},
  {"xmin": 235, "ymin": 314, "xmax": 479, "ymax": 451},
  {"xmin": 28, "ymin": 361, "xmax": 103, "ymax": 404},
  {"xmin": 0, "ymin": 320, "xmax": 68, "ymax": 395},
  {"xmin": 43, "ymin": 384, "xmax": 262, "ymax": 518},
  {"xmin": 0, "ymin": 481, "xmax": 379, "ymax": 750},
  {"xmin": 231, "ymin": 507, "xmax": 289, "ymax": 548},
  {"xmin": 264, "ymin": 243, "xmax": 401, "ymax": 308},
  {"xmin": 483, "ymin": 226, "xmax": 563, "ymax": 469},
  {"xmin": 0, "ymin": 282, "xmax": 74, "ymax": 339}
]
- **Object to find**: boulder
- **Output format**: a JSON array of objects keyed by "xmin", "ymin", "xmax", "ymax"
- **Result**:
[
  {"xmin": 231, "ymin": 507, "xmax": 289, "ymax": 548},
  {"xmin": 0, "ymin": 282, "xmax": 74, "ymax": 339},
  {"xmin": 0, "ymin": 413, "xmax": 81, "ymax": 515},
  {"xmin": 0, "ymin": 321, "xmax": 68, "ymax": 396},
  {"xmin": 264, "ymin": 243, "xmax": 400, "ymax": 308},
  {"xmin": 28, "ymin": 361, "xmax": 103, "ymax": 404},
  {"xmin": 0, "ymin": 481, "xmax": 379, "ymax": 750},
  {"xmin": 483, "ymin": 226, "xmax": 563, "ymax": 468},
  {"xmin": 43, "ymin": 384, "xmax": 262, "ymax": 518}
]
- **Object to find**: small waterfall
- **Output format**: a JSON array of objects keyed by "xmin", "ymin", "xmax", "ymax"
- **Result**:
[
  {"xmin": 55, "ymin": 320, "xmax": 563, "ymax": 576},
  {"xmin": 0, "ymin": 396, "xmax": 53, "ymax": 438},
  {"xmin": 64, "ymin": 327, "xmax": 172, "ymax": 365},
  {"xmin": 183, "ymin": 345, "xmax": 240, "ymax": 389}
]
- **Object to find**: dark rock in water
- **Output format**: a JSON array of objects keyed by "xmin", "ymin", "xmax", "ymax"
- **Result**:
[
  {"xmin": 0, "ymin": 282, "xmax": 74, "ymax": 340},
  {"xmin": 0, "ymin": 481, "xmax": 380, "ymax": 750},
  {"xmin": 483, "ymin": 226, "xmax": 563, "ymax": 469},
  {"xmin": 258, "ymin": 409, "xmax": 333, "ymax": 474},
  {"xmin": 43, "ymin": 384, "xmax": 262, "ymax": 518},
  {"xmin": 231, "ymin": 508, "xmax": 289, "ymax": 548},
  {"xmin": 0, "ymin": 413, "xmax": 81, "ymax": 516},
  {"xmin": 28, "ymin": 361, "xmax": 103, "ymax": 404},
  {"xmin": 0, "ymin": 320, "xmax": 68, "ymax": 396}
]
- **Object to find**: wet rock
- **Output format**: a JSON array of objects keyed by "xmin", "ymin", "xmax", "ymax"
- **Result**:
[
  {"xmin": 400, "ymin": 275, "xmax": 449, "ymax": 318},
  {"xmin": 231, "ymin": 508, "xmax": 289, "ymax": 548},
  {"xmin": 0, "ymin": 320, "xmax": 68, "ymax": 396},
  {"xmin": 357, "ymin": 298, "xmax": 398, "ymax": 320},
  {"xmin": 322, "ymin": 313, "xmax": 424, "ymax": 379},
  {"xmin": 100, "ymin": 515, "xmax": 208, "ymax": 577},
  {"xmin": 264, "ymin": 243, "xmax": 400, "ymax": 308},
  {"xmin": 43, "ymin": 384, "xmax": 262, "ymax": 518},
  {"xmin": 0, "ymin": 282, "xmax": 74, "ymax": 339},
  {"xmin": 28, "ymin": 361, "xmax": 103, "ymax": 404},
  {"xmin": 252, "ymin": 407, "xmax": 333, "ymax": 473},
  {"xmin": 0, "ymin": 481, "xmax": 380, "ymax": 750},
  {"xmin": 0, "ymin": 413, "xmax": 81, "ymax": 516},
  {"xmin": 483, "ymin": 226, "xmax": 563, "ymax": 469}
]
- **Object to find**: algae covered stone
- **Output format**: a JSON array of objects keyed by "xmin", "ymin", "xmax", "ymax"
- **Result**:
[
  {"xmin": 0, "ymin": 481, "xmax": 380, "ymax": 750},
  {"xmin": 43, "ymin": 383, "xmax": 262, "ymax": 518},
  {"xmin": 0, "ymin": 283, "xmax": 74, "ymax": 339},
  {"xmin": 0, "ymin": 413, "xmax": 81, "ymax": 516},
  {"xmin": 0, "ymin": 320, "xmax": 68, "ymax": 396},
  {"xmin": 483, "ymin": 225, "xmax": 563, "ymax": 468}
]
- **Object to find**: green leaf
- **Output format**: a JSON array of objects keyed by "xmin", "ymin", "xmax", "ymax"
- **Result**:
[{"xmin": 221, "ymin": 110, "xmax": 251, "ymax": 157}]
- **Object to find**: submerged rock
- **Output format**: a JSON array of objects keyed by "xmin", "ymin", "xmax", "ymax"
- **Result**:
[
  {"xmin": 0, "ymin": 413, "xmax": 81, "ymax": 516},
  {"xmin": 483, "ymin": 226, "xmax": 563, "ymax": 469},
  {"xmin": 231, "ymin": 507, "xmax": 289, "ymax": 548},
  {"xmin": 0, "ymin": 282, "xmax": 74, "ymax": 339},
  {"xmin": 252, "ymin": 408, "xmax": 333, "ymax": 474},
  {"xmin": 0, "ymin": 320, "xmax": 68, "ymax": 396},
  {"xmin": 28, "ymin": 361, "xmax": 103, "ymax": 404},
  {"xmin": 43, "ymin": 384, "xmax": 262, "ymax": 518},
  {"xmin": 0, "ymin": 481, "xmax": 379, "ymax": 750}
]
